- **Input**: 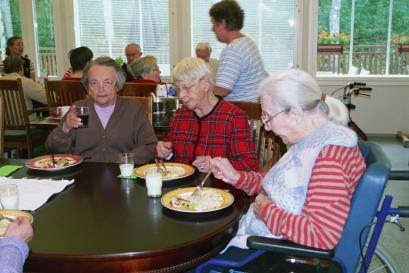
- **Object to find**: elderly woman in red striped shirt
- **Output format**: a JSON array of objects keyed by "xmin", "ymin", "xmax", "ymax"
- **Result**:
[
  {"xmin": 156, "ymin": 57, "xmax": 258, "ymax": 172},
  {"xmin": 211, "ymin": 69, "xmax": 366, "ymax": 250}
]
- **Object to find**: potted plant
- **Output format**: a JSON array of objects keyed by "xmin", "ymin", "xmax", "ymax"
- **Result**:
[{"xmin": 317, "ymin": 31, "xmax": 350, "ymax": 53}]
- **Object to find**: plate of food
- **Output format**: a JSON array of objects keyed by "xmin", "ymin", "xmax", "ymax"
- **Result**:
[
  {"xmin": 26, "ymin": 154, "xmax": 83, "ymax": 171},
  {"xmin": 161, "ymin": 187, "xmax": 234, "ymax": 213},
  {"xmin": 135, "ymin": 162, "xmax": 195, "ymax": 181},
  {"xmin": 0, "ymin": 210, "xmax": 33, "ymax": 238}
]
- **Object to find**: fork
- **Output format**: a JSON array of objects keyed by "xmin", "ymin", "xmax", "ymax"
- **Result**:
[
  {"xmin": 191, "ymin": 171, "xmax": 212, "ymax": 197},
  {"xmin": 50, "ymin": 152, "xmax": 56, "ymax": 167},
  {"xmin": 159, "ymin": 159, "xmax": 169, "ymax": 175}
]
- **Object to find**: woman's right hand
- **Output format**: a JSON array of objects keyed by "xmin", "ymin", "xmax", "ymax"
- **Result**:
[
  {"xmin": 210, "ymin": 157, "xmax": 240, "ymax": 185},
  {"xmin": 61, "ymin": 105, "xmax": 82, "ymax": 133},
  {"xmin": 5, "ymin": 217, "xmax": 33, "ymax": 242},
  {"xmin": 156, "ymin": 141, "xmax": 173, "ymax": 158}
]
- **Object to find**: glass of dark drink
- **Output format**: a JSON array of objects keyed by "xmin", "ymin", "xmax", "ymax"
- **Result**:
[{"xmin": 75, "ymin": 106, "xmax": 89, "ymax": 128}]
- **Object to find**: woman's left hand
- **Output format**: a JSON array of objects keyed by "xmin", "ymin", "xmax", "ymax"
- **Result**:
[
  {"xmin": 253, "ymin": 193, "xmax": 272, "ymax": 219},
  {"xmin": 192, "ymin": 156, "xmax": 211, "ymax": 173}
]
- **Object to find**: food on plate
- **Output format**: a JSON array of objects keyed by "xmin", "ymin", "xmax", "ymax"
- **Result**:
[
  {"xmin": 145, "ymin": 166, "xmax": 184, "ymax": 179},
  {"xmin": 169, "ymin": 188, "xmax": 224, "ymax": 211},
  {"xmin": 34, "ymin": 156, "xmax": 77, "ymax": 169}
]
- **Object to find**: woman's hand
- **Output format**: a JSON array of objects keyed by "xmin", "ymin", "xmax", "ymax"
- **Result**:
[
  {"xmin": 156, "ymin": 141, "xmax": 173, "ymax": 159},
  {"xmin": 5, "ymin": 217, "xmax": 33, "ymax": 242},
  {"xmin": 61, "ymin": 105, "xmax": 82, "ymax": 133},
  {"xmin": 253, "ymin": 193, "xmax": 271, "ymax": 219},
  {"xmin": 210, "ymin": 157, "xmax": 240, "ymax": 185},
  {"xmin": 192, "ymin": 156, "xmax": 211, "ymax": 173}
]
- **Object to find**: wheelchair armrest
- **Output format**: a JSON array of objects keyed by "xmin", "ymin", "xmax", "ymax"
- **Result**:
[{"xmin": 247, "ymin": 236, "xmax": 334, "ymax": 259}]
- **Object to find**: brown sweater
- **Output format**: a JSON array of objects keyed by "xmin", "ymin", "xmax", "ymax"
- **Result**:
[{"xmin": 46, "ymin": 97, "xmax": 157, "ymax": 163}]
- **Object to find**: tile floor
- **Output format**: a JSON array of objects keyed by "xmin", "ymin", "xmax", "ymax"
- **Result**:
[{"xmin": 370, "ymin": 136, "xmax": 409, "ymax": 272}]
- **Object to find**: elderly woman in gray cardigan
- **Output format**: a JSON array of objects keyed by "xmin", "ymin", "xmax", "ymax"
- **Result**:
[{"xmin": 46, "ymin": 57, "xmax": 157, "ymax": 163}]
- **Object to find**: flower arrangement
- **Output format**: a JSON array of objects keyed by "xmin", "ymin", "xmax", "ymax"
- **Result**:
[
  {"xmin": 318, "ymin": 31, "xmax": 350, "ymax": 44},
  {"xmin": 391, "ymin": 33, "xmax": 409, "ymax": 44}
]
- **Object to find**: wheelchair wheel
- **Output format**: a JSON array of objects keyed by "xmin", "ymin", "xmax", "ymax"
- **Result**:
[{"xmin": 363, "ymin": 246, "xmax": 400, "ymax": 273}]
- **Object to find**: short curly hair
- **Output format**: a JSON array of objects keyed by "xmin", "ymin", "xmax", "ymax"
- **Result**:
[{"xmin": 209, "ymin": 0, "xmax": 244, "ymax": 31}]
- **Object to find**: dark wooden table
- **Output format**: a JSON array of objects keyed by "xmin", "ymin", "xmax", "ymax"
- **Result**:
[{"xmin": 1, "ymin": 160, "xmax": 248, "ymax": 273}]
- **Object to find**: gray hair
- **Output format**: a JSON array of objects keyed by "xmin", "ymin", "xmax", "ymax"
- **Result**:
[
  {"xmin": 172, "ymin": 57, "xmax": 213, "ymax": 84},
  {"xmin": 196, "ymin": 42, "xmax": 212, "ymax": 54},
  {"xmin": 259, "ymin": 69, "xmax": 348, "ymax": 126},
  {"xmin": 129, "ymin": 55, "xmax": 157, "ymax": 80},
  {"xmin": 82, "ymin": 56, "xmax": 126, "ymax": 90},
  {"xmin": 125, "ymin": 43, "xmax": 141, "ymax": 52}
]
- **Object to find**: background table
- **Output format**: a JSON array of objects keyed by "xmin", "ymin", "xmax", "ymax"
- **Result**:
[{"xmin": 1, "ymin": 159, "xmax": 248, "ymax": 273}]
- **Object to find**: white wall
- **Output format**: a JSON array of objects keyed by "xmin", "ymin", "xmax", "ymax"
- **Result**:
[{"xmin": 319, "ymin": 78, "xmax": 409, "ymax": 135}]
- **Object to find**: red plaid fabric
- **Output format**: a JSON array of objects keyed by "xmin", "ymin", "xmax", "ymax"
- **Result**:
[{"xmin": 168, "ymin": 99, "xmax": 258, "ymax": 171}]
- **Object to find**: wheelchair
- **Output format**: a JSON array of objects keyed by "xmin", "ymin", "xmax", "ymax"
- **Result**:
[{"xmin": 192, "ymin": 142, "xmax": 409, "ymax": 273}]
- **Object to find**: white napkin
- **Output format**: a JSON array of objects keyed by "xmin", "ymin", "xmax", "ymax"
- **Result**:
[{"xmin": 0, "ymin": 177, "xmax": 74, "ymax": 211}]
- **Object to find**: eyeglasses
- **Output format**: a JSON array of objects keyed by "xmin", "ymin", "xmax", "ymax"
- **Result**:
[
  {"xmin": 89, "ymin": 80, "xmax": 116, "ymax": 90},
  {"xmin": 174, "ymin": 77, "xmax": 205, "ymax": 95},
  {"xmin": 261, "ymin": 108, "xmax": 287, "ymax": 126}
]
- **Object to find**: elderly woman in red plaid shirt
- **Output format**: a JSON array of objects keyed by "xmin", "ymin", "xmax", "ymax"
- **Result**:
[{"xmin": 156, "ymin": 57, "xmax": 258, "ymax": 172}]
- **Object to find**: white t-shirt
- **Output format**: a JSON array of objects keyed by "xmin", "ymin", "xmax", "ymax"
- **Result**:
[{"xmin": 215, "ymin": 36, "xmax": 268, "ymax": 102}]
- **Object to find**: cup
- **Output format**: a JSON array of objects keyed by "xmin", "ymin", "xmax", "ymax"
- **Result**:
[
  {"xmin": 0, "ymin": 184, "xmax": 19, "ymax": 210},
  {"xmin": 75, "ymin": 106, "xmax": 89, "ymax": 128},
  {"xmin": 145, "ymin": 169, "xmax": 163, "ymax": 198},
  {"xmin": 119, "ymin": 153, "xmax": 134, "ymax": 177},
  {"xmin": 57, "ymin": 106, "xmax": 70, "ymax": 118}
]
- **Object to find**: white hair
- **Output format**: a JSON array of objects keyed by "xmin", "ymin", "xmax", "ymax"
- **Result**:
[
  {"xmin": 172, "ymin": 57, "xmax": 213, "ymax": 84},
  {"xmin": 259, "ymin": 69, "xmax": 348, "ymax": 126},
  {"xmin": 195, "ymin": 42, "xmax": 212, "ymax": 54}
]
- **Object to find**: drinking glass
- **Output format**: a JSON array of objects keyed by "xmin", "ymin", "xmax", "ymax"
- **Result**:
[
  {"xmin": 119, "ymin": 153, "xmax": 134, "ymax": 177},
  {"xmin": 75, "ymin": 106, "xmax": 89, "ymax": 128},
  {"xmin": 0, "ymin": 184, "xmax": 19, "ymax": 210},
  {"xmin": 145, "ymin": 169, "xmax": 163, "ymax": 198}
]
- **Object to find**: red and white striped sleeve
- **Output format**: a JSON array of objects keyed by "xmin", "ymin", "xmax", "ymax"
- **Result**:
[{"xmin": 261, "ymin": 145, "xmax": 366, "ymax": 249}]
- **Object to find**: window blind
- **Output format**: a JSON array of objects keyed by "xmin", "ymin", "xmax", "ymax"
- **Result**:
[
  {"xmin": 191, "ymin": 0, "xmax": 296, "ymax": 74},
  {"xmin": 75, "ymin": 0, "xmax": 169, "ymax": 74}
]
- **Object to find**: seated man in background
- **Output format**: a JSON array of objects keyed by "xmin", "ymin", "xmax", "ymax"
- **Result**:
[
  {"xmin": 62, "ymin": 46, "xmax": 93, "ymax": 80},
  {"xmin": 1, "ymin": 55, "xmax": 47, "ymax": 116},
  {"xmin": 156, "ymin": 57, "xmax": 258, "ymax": 173},
  {"xmin": 195, "ymin": 42, "xmax": 219, "ymax": 80},
  {"xmin": 46, "ymin": 56, "xmax": 157, "ymax": 163},
  {"xmin": 122, "ymin": 43, "xmax": 142, "ymax": 82},
  {"xmin": 0, "ymin": 217, "xmax": 33, "ymax": 273},
  {"xmin": 129, "ymin": 55, "xmax": 161, "ymax": 84}
]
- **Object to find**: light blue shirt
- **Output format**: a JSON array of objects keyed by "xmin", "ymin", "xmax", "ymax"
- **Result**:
[
  {"xmin": 215, "ymin": 36, "xmax": 268, "ymax": 102},
  {"xmin": 0, "ymin": 237, "xmax": 29, "ymax": 273}
]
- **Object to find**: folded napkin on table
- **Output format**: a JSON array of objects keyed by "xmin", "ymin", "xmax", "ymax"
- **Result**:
[
  {"xmin": 0, "ymin": 177, "xmax": 74, "ymax": 211},
  {"xmin": 0, "ymin": 165, "xmax": 23, "ymax": 177}
]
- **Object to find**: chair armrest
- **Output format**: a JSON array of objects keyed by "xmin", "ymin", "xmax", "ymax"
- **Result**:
[{"xmin": 247, "ymin": 236, "xmax": 334, "ymax": 259}]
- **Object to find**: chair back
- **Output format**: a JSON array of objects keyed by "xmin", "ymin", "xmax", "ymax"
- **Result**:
[
  {"xmin": 0, "ymin": 79, "xmax": 29, "ymax": 130},
  {"xmin": 333, "ymin": 141, "xmax": 391, "ymax": 273},
  {"xmin": 45, "ymin": 79, "xmax": 87, "ymax": 107},
  {"xmin": 119, "ymin": 83, "xmax": 157, "ymax": 97},
  {"xmin": 0, "ymin": 95, "xmax": 4, "ymax": 157},
  {"xmin": 122, "ymin": 96, "xmax": 153, "ymax": 125},
  {"xmin": 231, "ymin": 101, "xmax": 286, "ymax": 171}
]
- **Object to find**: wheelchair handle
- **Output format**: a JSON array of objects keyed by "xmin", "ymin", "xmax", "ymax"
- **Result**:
[{"xmin": 398, "ymin": 206, "xmax": 409, "ymax": 217}]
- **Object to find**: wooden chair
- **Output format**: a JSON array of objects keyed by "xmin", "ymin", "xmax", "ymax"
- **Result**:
[
  {"xmin": 232, "ymin": 101, "xmax": 286, "ymax": 171},
  {"xmin": 0, "ymin": 95, "xmax": 4, "ymax": 158},
  {"xmin": 0, "ymin": 78, "xmax": 49, "ymax": 158},
  {"xmin": 45, "ymin": 79, "xmax": 87, "ymax": 108},
  {"xmin": 119, "ymin": 82, "xmax": 157, "ymax": 97},
  {"xmin": 122, "ymin": 96, "xmax": 153, "ymax": 125}
]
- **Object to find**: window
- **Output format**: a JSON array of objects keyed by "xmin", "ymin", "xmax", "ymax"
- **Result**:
[
  {"xmin": 0, "ymin": 0, "xmax": 22, "ymax": 59},
  {"xmin": 34, "ymin": 0, "xmax": 56, "ymax": 76},
  {"xmin": 191, "ymin": 0, "xmax": 296, "ymax": 74},
  {"xmin": 74, "ymin": 0, "xmax": 170, "ymax": 75},
  {"xmin": 317, "ymin": 0, "xmax": 409, "ymax": 76}
]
